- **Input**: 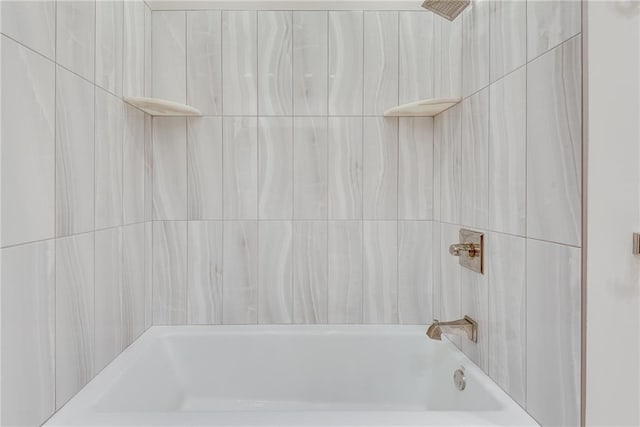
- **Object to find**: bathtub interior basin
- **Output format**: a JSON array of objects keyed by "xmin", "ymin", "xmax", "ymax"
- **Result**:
[{"xmin": 46, "ymin": 325, "xmax": 538, "ymax": 426}]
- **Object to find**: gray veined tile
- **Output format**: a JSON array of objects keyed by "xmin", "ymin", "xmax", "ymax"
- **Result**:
[
  {"xmin": 293, "ymin": 221, "xmax": 328, "ymax": 324},
  {"xmin": 527, "ymin": 36, "xmax": 582, "ymax": 246},
  {"xmin": 188, "ymin": 117, "xmax": 223, "ymax": 220},
  {"xmin": 188, "ymin": 221, "xmax": 223, "ymax": 324},
  {"xmin": 96, "ymin": 0, "xmax": 123, "ymax": 96},
  {"xmin": 489, "ymin": 67, "xmax": 526, "ymax": 236},
  {"xmin": 363, "ymin": 117, "xmax": 398, "ymax": 220},
  {"xmin": 55, "ymin": 233, "xmax": 94, "ymax": 409},
  {"xmin": 223, "ymin": 117, "xmax": 258, "ymax": 220},
  {"xmin": 363, "ymin": 221, "xmax": 398, "ymax": 324},
  {"xmin": 328, "ymin": 117, "xmax": 363, "ymax": 220},
  {"xmin": 94, "ymin": 227, "xmax": 123, "ymax": 372},
  {"xmin": 152, "ymin": 221, "xmax": 187, "ymax": 325},
  {"xmin": 123, "ymin": 0, "xmax": 145, "ymax": 96},
  {"xmin": 434, "ymin": 15, "xmax": 462, "ymax": 98},
  {"xmin": 258, "ymin": 11, "xmax": 293, "ymax": 116},
  {"xmin": 433, "ymin": 120, "xmax": 441, "ymax": 222},
  {"xmin": 489, "ymin": 0, "xmax": 526, "ymax": 83},
  {"xmin": 259, "ymin": 117, "xmax": 293, "ymax": 220},
  {"xmin": 328, "ymin": 11, "xmax": 363, "ymax": 116},
  {"xmin": 488, "ymin": 232, "xmax": 525, "ymax": 407},
  {"xmin": 399, "ymin": 12, "xmax": 434, "ymax": 104},
  {"xmin": 526, "ymin": 239, "xmax": 581, "ymax": 426},
  {"xmin": 431, "ymin": 221, "xmax": 441, "ymax": 320},
  {"xmin": 293, "ymin": 11, "xmax": 328, "ymax": 116},
  {"xmin": 223, "ymin": 221, "xmax": 258, "ymax": 324},
  {"xmin": 1, "ymin": 0, "xmax": 55, "ymax": 59},
  {"xmin": 56, "ymin": 66, "xmax": 95, "ymax": 237},
  {"xmin": 123, "ymin": 104, "xmax": 146, "ymax": 225},
  {"xmin": 294, "ymin": 117, "xmax": 328, "ymax": 220},
  {"xmin": 187, "ymin": 11, "xmax": 222, "ymax": 115},
  {"xmin": 122, "ymin": 223, "xmax": 146, "ymax": 345},
  {"xmin": 399, "ymin": 117, "xmax": 434, "ymax": 220},
  {"xmin": 439, "ymin": 223, "xmax": 461, "ymax": 347},
  {"xmin": 223, "ymin": 11, "xmax": 258, "ymax": 116},
  {"xmin": 144, "ymin": 5, "xmax": 152, "ymax": 97},
  {"xmin": 1, "ymin": 36, "xmax": 55, "ymax": 247},
  {"xmin": 153, "ymin": 117, "xmax": 188, "ymax": 220},
  {"xmin": 398, "ymin": 221, "xmax": 433, "ymax": 324},
  {"xmin": 328, "ymin": 221, "xmax": 363, "ymax": 324},
  {"xmin": 152, "ymin": 11, "xmax": 186, "ymax": 103},
  {"xmin": 1, "ymin": 241, "xmax": 55, "ymax": 426},
  {"xmin": 363, "ymin": 11, "xmax": 399, "ymax": 115},
  {"xmin": 56, "ymin": 0, "xmax": 95, "ymax": 82},
  {"xmin": 95, "ymin": 88, "xmax": 123, "ymax": 230},
  {"xmin": 460, "ymin": 88, "xmax": 489, "ymax": 230},
  {"xmin": 461, "ymin": 0, "xmax": 490, "ymax": 97},
  {"xmin": 144, "ymin": 115, "xmax": 153, "ymax": 221},
  {"xmin": 527, "ymin": 0, "xmax": 581, "ymax": 61},
  {"xmin": 436, "ymin": 104, "xmax": 462, "ymax": 225},
  {"xmin": 144, "ymin": 222, "xmax": 153, "ymax": 329},
  {"xmin": 259, "ymin": 221, "xmax": 293, "ymax": 324}
]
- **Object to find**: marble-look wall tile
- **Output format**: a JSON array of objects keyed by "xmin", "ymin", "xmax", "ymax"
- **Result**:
[
  {"xmin": 222, "ymin": 11, "xmax": 257, "ymax": 115},
  {"xmin": 153, "ymin": 117, "xmax": 187, "ymax": 220},
  {"xmin": 1, "ymin": 241, "xmax": 55, "ymax": 426},
  {"xmin": 293, "ymin": 221, "xmax": 328, "ymax": 324},
  {"xmin": 294, "ymin": 117, "xmax": 328, "ymax": 219},
  {"xmin": 187, "ymin": 11, "xmax": 222, "ymax": 115},
  {"xmin": 123, "ymin": 104, "xmax": 146, "ymax": 224},
  {"xmin": 489, "ymin": 0, "xmax": 526, "ymax": 82},
  {"xmin": 399, "ymin": 12, "xmax": 434, "ymax": 104},
  {"xmin": 461, "ymin": 243, "xmax": 489, "ymax": 372},
  {"xmin": 435, "ymin": 104, "xmax": 461, "ymax": 224},
  {"xmin": 398, "ymin": 221, "xmax": 432, "ymax": 324},
  {"xmin": 56, "ymin": 0, "xmax": 95, "ymax": 82},
  {"xmin": 95, "ymin": 88, "xmax": 123, "ymax": 230},
  {"xmin": 489, "ymin": 67, "xmax": 526, "ymax": 236},
  {"xmin": 461, "ymin": 0, "xmax": 490, "ymax": 97},
  {"xmin": 363, "ymin": 11, "xmax": 398, "ymax": 115},
  {"xmin": 144, "ymin": 6, "xmax": 152, "ymax": 97},
  {"xmin": 188, "ymin": 221, "xmax": 223, "ymax": 324},
  {"xmin": 122, "ymin": 223, "xmax": 146, "ymax": 345},
  {"xmin": 188, "ymin": 117, "xmax": 223, "ymax": 220},
  {"xmin": 94, "ymin": 227, "xmax": 123, "ymax": 372},
  {"xmin": 224, "ymin": 117, "xmax": 258, "ymax": 219},
  {"xmin": 144, "ymin": 115, "xmax": 153, "ymax": 221},
  {"xmin": 259, "ymin": 117, "xmax": 293, "ymax": 219},
  {"xmin": 144, "ymin": 222, "xmax": 153, "ymax": 329},
  {"xmin": 328, "ymin": 221, "xmax": 363, "ymax": 323},
  {"xmin": 527, "ymin": 0, "xmax": 581, "ymax": 61},
  {"xmin": 259, "ymin": 221, "xmax": 293, "ymax": 324},
  {"xmin": 55, "ymin": 233, "xmax": 94, "ymax": 409},
  {"xmin": 399, "ymin": 117, "xmax": 433, "ymax": 220},
  {"xmin": 439, "ymin": 223, "xmax": 461, "ymax": 346},
  {"xmin": 433, "ymin": 119, "xmax": 441, "ymax": 222},
  {"xmin": 363, "ymin": 117, "xmax": 398, "ymax": 220},
  {"xmin": 153, "ymin": 221, "xmax": 187, "ymax": 325},
  {"xmin": 434, "ymin": 16, "xmax": 462, "ymax": 98},
  {"xmin": 293, "ymin": 11, "xmax": 328, "ymax": 116},
  {"xmin": 328, "ymin": 117, "xmax": 362, "ymax": 220},
  {"xmin": 527, "ymin": 36, "xmax": 582, "ymax": 246},
  {"xmin": 152, "ymin": 11, "xmax": 186, "ymax": 103},
  {"xmin": 258, "ymin": 11, "xmax": 293, "ymax": 116},
  {"xmin": 431, "ymin": 222, "xmax": 441, "ymax": 320},
  {"xmin": 1, "ymin": 0, "xmax": 55, "ymax": 59},
  {"xmin": 1, "ymin": 36, "xmax": 55, "ymax": 247},
  {"xmin": 96, "ymin": 0, "xmax": 123, "ymax": 96},
  {"xmin": 488, "ymin": 232, "xmax": 526, "ymax": 407},
  {"xmin": 526, "ymin": 239, "xmax": 581, "ymax": 426},
  {"xmin": 363, "ymin": 221, "xmax": 398, "ymax": 324},
  {"xmin": 56, "ymin": 66, "xmax": 95, "ymax": 237},
  {"xmin": 223, "ymin": 221, "xmax": 258, "ymax": 324},
  {"xmin": 460, "ymin": 88, "xmax": 489, "ymax": 229},
  {"xmin": 328, "ymin": 11, "xmax": 363, "ymax": 115},
  {"xmin": 123, "ymin": 0, "xmax": 145, "ymax": 96}
]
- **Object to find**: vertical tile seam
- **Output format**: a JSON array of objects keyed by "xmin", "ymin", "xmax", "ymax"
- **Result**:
[
  {"xmin": 523, "ymin": 0, "xmax": 529, "ymax": 410},
  {"xmin": 395, "ymin": 10, "xmax": 400, "ymax": 324},
  {"xmin": 361, "ymin": 10, "xmax": 365, "ymax": 323}
]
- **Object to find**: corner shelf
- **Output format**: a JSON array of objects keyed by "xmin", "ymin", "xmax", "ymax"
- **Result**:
[
  {"xmin": 123, "ymin": 96, "xmax": 202, "ymax": 117},
  {"xmin": 383, "ymin": 97, "xmax": 462, "ymax": 117}
]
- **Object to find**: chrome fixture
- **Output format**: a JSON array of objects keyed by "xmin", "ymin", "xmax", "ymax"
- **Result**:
[
  {"xmin": 453, "ymin": 368, "xmax": 466, "ymax": 391},
  {"xmin": 426, "ymin": 316, "xmax": 478, "ymax": 343},
  {"xmin": 634, "ymin": 233, "xmax": 640, "ymax": 255},
  {"xmin": 421, "ymin": 0, "xmax": 470, "ymax": 21},
  {"xmin": 449, "ymin": 229, "xmax": 484, "ymax": 274}
]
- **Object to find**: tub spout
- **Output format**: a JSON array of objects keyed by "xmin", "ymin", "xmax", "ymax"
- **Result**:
[{"xmin": 426, "ymin": 316, "xmax": 478, "ymax": 343}]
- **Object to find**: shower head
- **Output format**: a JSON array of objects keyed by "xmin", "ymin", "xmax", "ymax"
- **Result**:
[{"xmin": 421, "ymin": 0, "xmax": 470, "ymax": 21}]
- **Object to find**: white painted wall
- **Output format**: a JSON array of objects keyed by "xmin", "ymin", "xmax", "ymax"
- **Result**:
[{"xmin": 585, "ymin": 0, "xmax": 640, "ymax": 425}]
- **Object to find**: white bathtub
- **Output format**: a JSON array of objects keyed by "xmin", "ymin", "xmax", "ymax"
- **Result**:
[{"xmin": 46, "ymin": 325, "xmax": 537, "ymax": 426}]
